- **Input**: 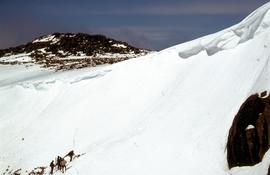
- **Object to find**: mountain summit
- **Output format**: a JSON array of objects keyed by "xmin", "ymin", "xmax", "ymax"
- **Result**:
[
  {"xmin": 0, "ymin": 33, "xmax": 149, "ymax": 70},
  {"xmin": 1, "ymin": 2, "xmax": 270, "ymax": 175}
]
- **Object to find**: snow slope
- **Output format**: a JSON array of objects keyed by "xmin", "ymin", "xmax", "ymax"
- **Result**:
[{"xmin": 1, "ymin": 2, "xmax": 270, "ymax": 175}]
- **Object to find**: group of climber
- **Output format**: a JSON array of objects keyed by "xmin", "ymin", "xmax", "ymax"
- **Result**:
[{"xmin": 49, "ymin": 150, "xmax": 75, "ymax": 174}]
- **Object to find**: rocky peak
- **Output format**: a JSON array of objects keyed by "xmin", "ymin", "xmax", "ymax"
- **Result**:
[{"xmin": 0, "ymin": 33, "xmax": 150, "ymax": 70}]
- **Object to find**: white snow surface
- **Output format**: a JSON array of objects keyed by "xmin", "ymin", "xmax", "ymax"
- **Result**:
[
  {"xmin": 0, "ymin": 53, "xmax": 32, "ymax": 63},
  {"xmin": 246, "ymin": 125, "xmax": 255, "ymax": 130},
  {"xmin": 33, "ymin": 35, "xmax": 60, "ymax": 44},
  {"xmin": 1, "ymin": 2, "xmax": 270, "ymax": 175},
  {"xmin": 112, "ymin": 43, "xmax": 128, "ymax": 48}
]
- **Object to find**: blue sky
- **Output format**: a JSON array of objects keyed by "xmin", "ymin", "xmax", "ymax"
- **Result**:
[{"xmin": 0, "ymin": 0, "xmax": 268, "ymax": 50}]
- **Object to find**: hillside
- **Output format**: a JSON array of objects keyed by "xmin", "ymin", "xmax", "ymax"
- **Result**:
[
  {"xmin": 0, "ymin": 33, "xmax": 149, "ymax": 70},
  {"xmin": 1, "ymin": 2, "xmax": 270, "ymax": 175}
]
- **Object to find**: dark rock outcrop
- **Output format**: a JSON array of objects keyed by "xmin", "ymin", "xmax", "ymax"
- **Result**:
[
  {"xmin": 227, "ymin": 91, "xmax": 270, "ymax": 168},
  {"xmin": 0, "ymin": 33, "xmax": 146, "ymax": 57},
  {"xmin": 246, "ymin": 126, "xmax": 256, "ymax": 163}
]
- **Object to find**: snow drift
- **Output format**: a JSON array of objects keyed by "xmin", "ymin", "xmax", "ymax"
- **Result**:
[{"xmin": 1, "ymin": 2, "xmax": 270, "ymax": 175}]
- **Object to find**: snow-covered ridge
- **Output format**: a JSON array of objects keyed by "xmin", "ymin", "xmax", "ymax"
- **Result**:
[{"xmin": 177, "ymin": 2, "xmax": 270, "ymax": 58}]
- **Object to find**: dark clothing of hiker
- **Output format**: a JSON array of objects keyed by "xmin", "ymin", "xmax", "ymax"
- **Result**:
[
  {"xmin": 65, "ymin": 150, "xmax": 75, "ymax": 161},
  {"xmin": 56, "ymin": 156, "xmax": 62, "ymax": 170},
  {"xmin": 50, "ymin": 160, "xmax": 55, "ymax": 174}
]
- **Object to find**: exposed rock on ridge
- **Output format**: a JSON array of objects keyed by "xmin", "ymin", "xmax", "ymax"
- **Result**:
[
  {"xmin": 0, "ymin": 33, "xmax": 149, "ymax": 70},
  {"xmin": 227, "ymin": 91, "xmax": 270, "ymax": 168}
]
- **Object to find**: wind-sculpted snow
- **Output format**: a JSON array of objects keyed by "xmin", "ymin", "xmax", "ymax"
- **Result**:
[
  {"xmin": 178, "ymin": 3, "xmax": 270, "ymax": 58},
  {"xmin": 0, "ymin": 65, "xmax": 112, "ymax": 91},
  {"xmin": 70, "ymin": 69, "xmax": 111, "ymax": 84}
]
